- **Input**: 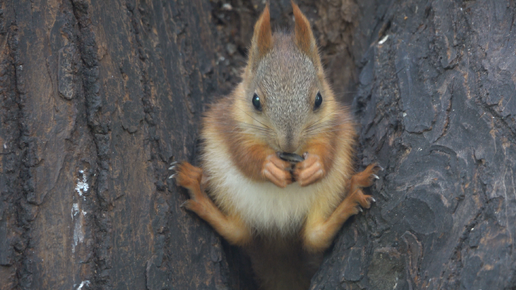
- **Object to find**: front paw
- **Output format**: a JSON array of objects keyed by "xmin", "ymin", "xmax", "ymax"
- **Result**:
[
  {"xmin": 262, "ymin": 154, "xmax": 293, "ymax": 188},
  {"xmin": 293, "ymin": 153, "xmax": 325, "ymax": 186}
]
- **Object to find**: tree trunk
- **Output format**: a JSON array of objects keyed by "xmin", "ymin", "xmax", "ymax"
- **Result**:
[
  {"xmin": 312, "ymin": 0, "xmax": 516, "ymax": 289},
  {"xmin": 0, "ymin": 0, "xmax": 233, "ymax": 289},
  {"xmin": 1, "ymin": 0, "xmax": 514, "ymax": 290}
]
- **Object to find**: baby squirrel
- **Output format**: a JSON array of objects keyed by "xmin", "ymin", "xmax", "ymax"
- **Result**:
[{"xmin": 172, "ymin": 2, "xmax": 380, "ymax": 289}]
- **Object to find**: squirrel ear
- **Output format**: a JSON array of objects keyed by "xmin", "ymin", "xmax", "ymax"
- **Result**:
[
  {"xmin": 249, "ymin": 4, "xmax": 273, "ymax": 66},
  {"xmin": 292, "ymin": 1, "xmax": 317, "ymax": 59}
]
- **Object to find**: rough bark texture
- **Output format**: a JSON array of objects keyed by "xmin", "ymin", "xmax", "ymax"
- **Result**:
[
  {"xmin": 0, "ymin": 0, "xmax": 232, "ymax": 289},
  {"xmin": 312, "ymin": 0, "xmax": 516, "ymax": 289},
  {"xmin": 1, "ymin": 0, "xmax": 514, "ymax": 289}
]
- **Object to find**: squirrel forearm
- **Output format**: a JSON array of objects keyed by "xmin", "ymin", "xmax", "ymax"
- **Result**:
[{"xmin": 229, "ymin": 142, "xmax": 275, "ymax": 181}]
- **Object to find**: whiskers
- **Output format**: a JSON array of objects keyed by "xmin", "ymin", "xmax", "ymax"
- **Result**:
[
  {"xmin": 239, "ymin": 122, "xmax": 276, "ymax": 138},
  {"xmin": 211, "ymin": 109, "xmax": 276, "ymax": 140},
  {"xmin": 302, "ymin": 112, "xmax": 352, "ymax": 138},
  {"xmin": 237, "ymin": 107, "xmax": 277, "ymax": 139}
]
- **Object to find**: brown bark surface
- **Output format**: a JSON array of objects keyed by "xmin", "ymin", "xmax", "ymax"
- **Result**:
[
  {"xmin": 312, "ymin": 0, "xmax": 516, "ymax": 289},
  {"xmin": 0, "ymin": 0, "xmax": 232, "ymax": 289}
]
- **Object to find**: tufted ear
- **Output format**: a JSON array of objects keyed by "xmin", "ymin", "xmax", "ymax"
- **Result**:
[
  {"xmin": 248, "ymin": 4, "xmax": 273, "ymax": 68},
  {"xmin": 292, "ymin": 1, "xmax": 318, "ymax": 60}
]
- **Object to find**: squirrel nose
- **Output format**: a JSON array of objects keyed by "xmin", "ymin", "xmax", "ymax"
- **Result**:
[
  {"xmin": 285, "ymin": 144, "xmax": 298, "ymax": 154},
  {"xmin": 280, "ymin": 137, "xmax": 298, "ymax": 153}
]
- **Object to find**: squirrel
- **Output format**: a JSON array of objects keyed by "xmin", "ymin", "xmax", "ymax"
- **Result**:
[{"xmin": 171, "ymin": 2, "xmax": 380, "ymax": 289}]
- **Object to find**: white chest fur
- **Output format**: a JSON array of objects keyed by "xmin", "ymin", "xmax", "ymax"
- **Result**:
[{"xmin": 204, "ymin": 150, "xmax": 320, "ymax": 235}]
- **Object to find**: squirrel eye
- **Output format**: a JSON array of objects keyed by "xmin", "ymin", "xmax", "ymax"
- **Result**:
[
  {"xmin": 314, "ymin": 92, "xmax": 323, "ymax": 110},
  {"xmin": 252, "ymin": 93, "xmax": 262, "ymax": 111}
]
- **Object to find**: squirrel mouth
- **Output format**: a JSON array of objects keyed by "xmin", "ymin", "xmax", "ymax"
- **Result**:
[{"xmin": 277, "ymin": 152, "xmax": 304, "ymax": 163}]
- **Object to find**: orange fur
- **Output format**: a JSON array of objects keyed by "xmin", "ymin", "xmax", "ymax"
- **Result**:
[
  {"xmin": 292, "ymin": 1, "xmax": 317, "ymax": 61},
  {"xmin": 249, "ymin": 4, "xmax": 273, "ymax": 69},
  {"xmin": 303, "ymin": 164, "xmax": 380, "ymax": 252},
  {"xmin": 176, "ymin": 162, "xmax": 252, "ymax": 246},
  {"xmin": 174, "ymin": 3, "xmax": 380, "ymax": 289},
  {"xmin": 204, "ymin": 95, "xmax": 292, "ymax": 184},
  {"xmin": 295, "ymin": 135, "xmax": 336, "ymax": 185}
]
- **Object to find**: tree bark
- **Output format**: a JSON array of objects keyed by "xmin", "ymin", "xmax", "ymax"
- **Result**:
[
  {"xmin": 0, "ymin": 0, "xmax": 233, "ymax": 289},
  {"xmin": 312, "ymin": 0, "xmax": 516, "ymax": 289}
]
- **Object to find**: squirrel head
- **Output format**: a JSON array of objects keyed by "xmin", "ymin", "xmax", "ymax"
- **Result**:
[{"xmin": 235, "ymin": 2, "xmax": 337, "ymax": 154}]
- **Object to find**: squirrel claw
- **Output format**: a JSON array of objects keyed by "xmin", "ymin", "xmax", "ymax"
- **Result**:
[
  {"xmin": 371, "ymin": 197, "xmax": 376, "ymax": 203},
  {"xmin": 372, "ymin": 163, "xmax": 384, "ymax": 172},
  {"xmin": 168, "ymin": 173, "xmax": 177, "ymax": 179},
  {"xmin": 169, "ymin": 161, "xmax": 178, "ymax": 170},
  {"xmin": 372, "ymin": 174, "xmax": 379, "ymax": 180}
]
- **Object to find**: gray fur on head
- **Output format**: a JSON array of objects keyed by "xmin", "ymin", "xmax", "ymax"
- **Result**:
[{"xmin": 253, "ymin": 34, "xmax": 318, "ymax": 153}]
